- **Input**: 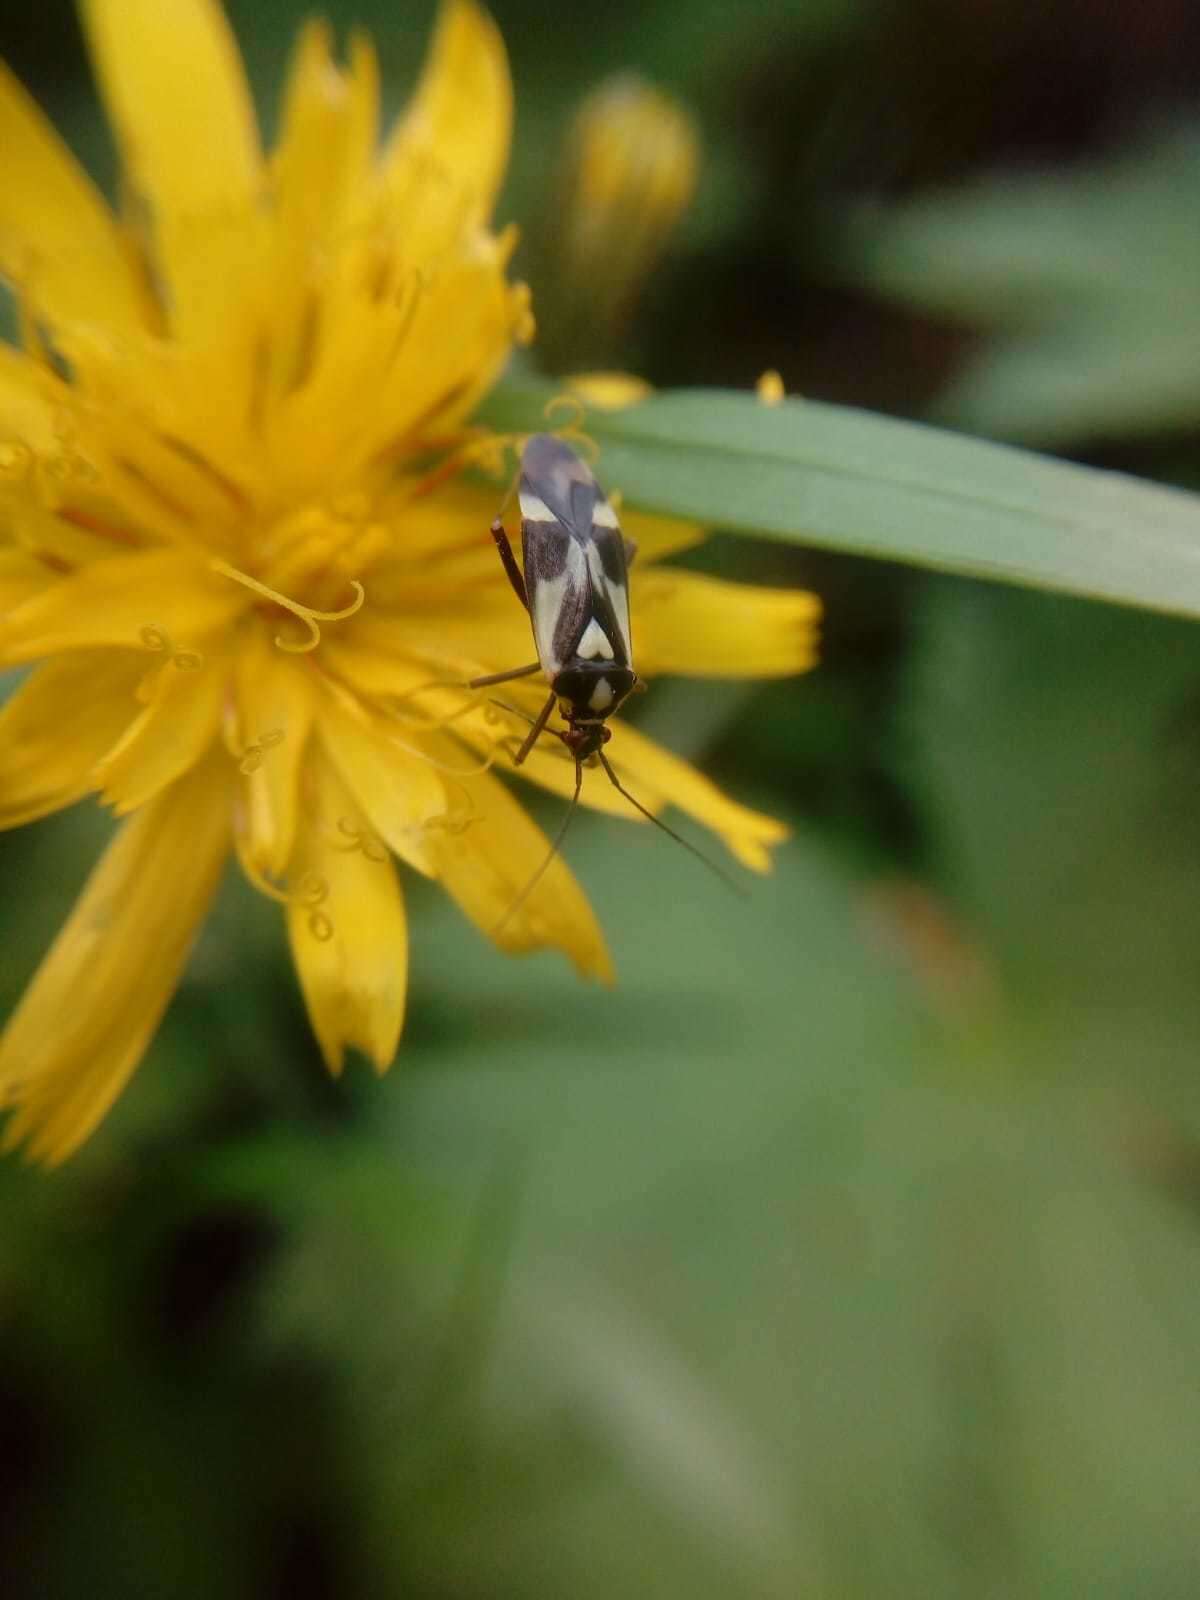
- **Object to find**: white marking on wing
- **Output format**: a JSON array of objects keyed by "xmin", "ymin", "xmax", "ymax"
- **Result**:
[
  {"xmin": 584, "ymin": 540, "xmax": 632, "ymax": 660},
  {"xmin": 591, "ymin": 498, "xmax": 620, "ymax": 529},
  {"xmin": 608, "ymin": 579, "xmax": 632, "ymax": 661},
  {"xmin": 519, "ymin": 491, "xmax": 555, "ymax": 522},
  {"xmin": 531, "ymin": 569, "xmax": 570, "ymax": 674},
  {"xmin": 577, "ymin": 618, "xmax": 615, "ymax": 660}
]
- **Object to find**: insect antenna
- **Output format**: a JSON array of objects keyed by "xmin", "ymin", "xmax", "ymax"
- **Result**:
[
  {"xmin": 494, "ymin": 758, "xmax": 584, "ymax": 936},
  {"xmin": 596, "ymin": 750, "xmax": 746, "ymax": 896}
]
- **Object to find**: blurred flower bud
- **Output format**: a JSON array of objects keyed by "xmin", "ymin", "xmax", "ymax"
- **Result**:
[
  {"xmin": 537, "ymin": 74, "xmax": 700, "ymax": 368},
  {"xmin": 756, "ymin": 369, "xmax": 786, "ymax": 406},
  {"xmin": 566, "ymin": 370, "xmax": 653, "ymax": 411}
]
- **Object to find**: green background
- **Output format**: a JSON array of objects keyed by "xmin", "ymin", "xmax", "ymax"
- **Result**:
[{"xmin": 4, "ymin": 2, "xmax": 1200, "ymax": 1595}]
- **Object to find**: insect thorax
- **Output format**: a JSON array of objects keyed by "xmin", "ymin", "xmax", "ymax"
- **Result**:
[{"xmin": 553, "ymin": 661, "xmax": 637, "ymax": 721}]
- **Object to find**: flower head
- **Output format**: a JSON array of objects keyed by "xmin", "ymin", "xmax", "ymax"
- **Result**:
[{"xmin": 0, "ymin": 0, "xmax": 819, "ymax": 1163}]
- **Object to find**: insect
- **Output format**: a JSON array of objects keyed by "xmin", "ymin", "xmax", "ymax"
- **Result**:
[{"xmin": 469, "ymin": 432, "xmax": 732, "ymax": 912}]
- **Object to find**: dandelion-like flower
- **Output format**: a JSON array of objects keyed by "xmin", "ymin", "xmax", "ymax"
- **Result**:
[{"xmin": 0, "ymin": 0, "xmax": 819, "ymax": 1163}]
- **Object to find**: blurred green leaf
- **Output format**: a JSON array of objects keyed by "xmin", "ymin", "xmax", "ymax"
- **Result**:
[
  {"xmin": 900, "ymin": 576, "xmax": 1200, "ymax": 1052},
  {"xmin": 200, "ymin": 808, "xmax": 1200, "ymax": 1600},
  {"xmin": 846, "ymin": 124, "xmax": 1200, "ymax": 446},
  {"xmin": 486, "ymin": 377, "xmax": 1200, "ymax": 618},
  {"xmin": 10, "ymin": 754, "xmax": 1200, "ymax": 1597}
]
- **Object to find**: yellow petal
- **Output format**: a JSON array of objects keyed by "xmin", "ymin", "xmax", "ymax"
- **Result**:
[
  {"xmin": 320, "ymin": 632, "xmax": 444, "ymax": 701},
  {"xmin": 1, "ymin": 338, "xmax": 167, "ymax": 557},
  {"xmin": 345, "ymin": 589, "xmax": 531, "ymax": 682},
  {"xmin": 316, "ymin": 681, "xmax": 449, "ymax": 876},
  {"xmin": 286, "ymin": 753, "xmax": 407, "ymax": 1076},
  {"xmin": 268, "ymin": 240, "xmax": 514, "ymax": 495},
  {"xmin": 0, "ymin": 548, "xmax": 246, "ymax": 663},
  {"xmin": 92, "ymin": 653, "xmax": 226, "ymax": 815},
  {"xmin": 79, "ymin": 0, "xmax": 264, "ymax": 345},
  {"xmin": 232, "ymin": 633, "xmax": 314, "ymax": 880},
  {"xmin": 2, "ymin": 496, "xmax": 150, "ymax": 571},
  {"xmin": 264, "ymin": 271, "xmax": 441, "ymax": 495},
  {"xmin": 621, "ymin": 509, "xmax": 706, "ymax": 562},
  {"xmin": 3, "ymin": 334, "xmax": 196, "ymax": 548},
  {"xmin": 0, "ymin": 549, "xmax": 55, "ymax": 611},
  {"xmin": 366, "ymin": 478, "xmax": 519, "ymax": 582},
  {"xmin": 0, "ymin": 59, "xmax": 146, "ymax": 334},
  {"xmin": 0, "ymin": 650, "xmax": 142, "ymax": 827},
  {"xmin": 422, "ymin": 732, "xmax": 613, "ymax": 982},
  {"xmin": 46, "ymin": 327, "xmax": 255, "ymax": 542},
  {"xmin": 382, "ymin": 0, "xmax": 512, "ymax": 238},
  {"xmin": 634, "ymin": 570, "xmax": 821, "ymax": 677},
  {"xmin": 367, "ymin": 248, "xmax": 517, "ymax": 451},
  {"xmin": 0, "ymin": 342, "xmax": 65, "ymax": 455},
  {"xmin": 259, "ymin": 7, "xmax": 521, "ymax": 489},
  {"xmin": 604, "ymin": 720, "xmax": 789, "ymax": 873},
  {"xmin": 275, "ymin": 22, "xmax": 378, "ymax": 240},
  {"xmin": 0, "ymin": 753, "xmax": 230, "ymax": 1164},
  {"xmin": 371, "ymin": 254, "xmax": 512, "ymax": 435},
  {"xmin": 264, "ymin": 23, "xmax": 379, "ymax": 402}
]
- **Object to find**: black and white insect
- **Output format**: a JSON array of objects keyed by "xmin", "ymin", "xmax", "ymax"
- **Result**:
[{"xmin": 469, "ymin": 432, "xmax": 731, "ymax": 909}]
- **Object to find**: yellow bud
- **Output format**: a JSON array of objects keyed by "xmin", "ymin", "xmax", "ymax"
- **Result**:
[
  {"xmin": 538, "ymin": 75, "xmax": 700, "ymax": 367},
  {"xmin": 756, "ymin": 370, "xmax": 786, "ymax": 406},
  {"xmin": 567, "ymin": 371, "xmax": 653, "ymax": 411}
]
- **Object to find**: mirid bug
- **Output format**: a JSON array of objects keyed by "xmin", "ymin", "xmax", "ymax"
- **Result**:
[{"xmin": 469, "ymin": 432, "xmax": 734, "ymax": 914}]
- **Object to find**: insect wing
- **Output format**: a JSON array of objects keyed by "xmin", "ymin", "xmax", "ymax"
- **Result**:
[
  {"xmin": 518, "ymin": 433, "xmax": 632, "ymax": 675},
  {"xmin": 583, "ymin": 518, "xmax": 633, "ymax": 667},
  {"xmin": 521, "ymin": 514, "xmax": 590, "ymax": 677}
]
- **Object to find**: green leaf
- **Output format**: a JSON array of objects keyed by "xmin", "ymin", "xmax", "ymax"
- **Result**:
[
  {"xmin": 844, "ymin": 125, "xmax": 1200, "ymax": 446},
  {"xmin": 484, "ymin": 378, "xmax": 1200, "ymax": 620},
  {"xmin": 900, "ymin": 577, "xmax": 1200, "ymax": 1032}
]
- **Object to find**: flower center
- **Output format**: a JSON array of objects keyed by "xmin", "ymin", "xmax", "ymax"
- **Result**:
[{"xmin": 210, "ymin": 557, "xmax": 365, "ymax": 654}]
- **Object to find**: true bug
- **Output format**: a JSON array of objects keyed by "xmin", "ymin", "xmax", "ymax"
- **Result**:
[{"xmin": 469, "ymin": 432, "xmax": 732, "ymax": 907}]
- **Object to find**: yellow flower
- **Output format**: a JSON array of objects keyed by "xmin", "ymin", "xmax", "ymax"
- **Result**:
[{"xmin": 0, "ymin": 0, "xmax": 819, "ymax": 1164}]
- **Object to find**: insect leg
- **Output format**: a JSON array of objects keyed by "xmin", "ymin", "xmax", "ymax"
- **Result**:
[
  {"xmin": 513, "ymin": 691, "xmax": 558, "ymax": 766},
  {"xmin": 468, "ymin": 661, "xmax": 542, "ymax": 688},
  {"xmin": 481, "ymin": 693, "xmax": 559, "ymax": 763},
  {"xmin": 623, "ymin": 534, "xmax": 638, "ymax": 569},
  {"xmin": 489, "ymin": 517, "xmax": 529, "ymax": 610}
]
